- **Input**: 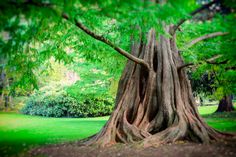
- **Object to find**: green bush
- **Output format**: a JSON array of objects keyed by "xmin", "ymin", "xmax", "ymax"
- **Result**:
[
  {"xmin": 21, "ymin": 90, "xmax": 114, "ymax": 118},
  {"xmin": 21, "ymin": 60, "xmax": 117, "ymax": 118}
]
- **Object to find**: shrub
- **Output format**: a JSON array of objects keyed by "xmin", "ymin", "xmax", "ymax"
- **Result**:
[{"xmin": 21, "ymin": 90, "xmax": 114, "ymax": 118}]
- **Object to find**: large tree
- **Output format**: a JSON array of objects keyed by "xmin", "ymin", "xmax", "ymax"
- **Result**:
[
  {"xmin": 63, "ymin": 0, "xmax": 234, "ymax": 146},
  {"xmin": 1, "ymin": 0, "xmax": 235, "ymax": 147},
  {"xmin": 216, "ymin": 95, "xmax": 234, "ymax": 112}
]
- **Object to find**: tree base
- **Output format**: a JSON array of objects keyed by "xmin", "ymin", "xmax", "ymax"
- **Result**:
[{"xmin": 82, "ymin": 28, "xmax": 233, "ymax": 147}]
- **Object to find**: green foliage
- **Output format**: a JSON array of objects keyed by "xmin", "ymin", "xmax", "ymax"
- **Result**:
[
  {"xmin": 67, "ymin": 60, "xmax": 113, "ymax": 94},
  {"xmin": 20, "ymin": 52, "xmax": 116, "ymax": 118},
  {"xmin": 0, "ymin": 0, "xmax": 200, "ymax": 91},
  {"xmin": 178, "ymin": 13, "xmax": 236, "ymax": 99},
  {"xmin": 0, "ymin": 0, "xmax": 235, "ymax": 102},
  {"xmin": 21, "ymin": 89, "xmax": 114, "ymax": 117},
  {"xmin": 21, "ymin": 87, "xmax": 114, "ymax": 117}
]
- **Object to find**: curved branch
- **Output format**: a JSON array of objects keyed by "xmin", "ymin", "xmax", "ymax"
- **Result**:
[
  {"xmin": 205, "ymin": 55, "xmax": 229, "ymax": 65},
  {"xmin": 7, "ymin": 0, "xmax": 150, "ymax": 69},
  {"xmin": 172, "ymin": 0, "xmax": 217, "ymax": 34},
  {"xmin": 178, "ymin": 54, "xmax": 225, "ymax": 70},
  {"xmin": 226, "ymin": 66, "xmax": 236, "ymax": 71},
  {"xmin": 186, "ymin": 32, "xmax": 229, "ymax": 48},
  {"xmin": 62, "ymin": 14, "xmax": 149, "ymax": 69},
  {"xmin": 73, "ymin": 18, "xmax": 149, "ymax": 69}
]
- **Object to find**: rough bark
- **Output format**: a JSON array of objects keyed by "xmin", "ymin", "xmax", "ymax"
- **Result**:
[
  {"xmin": 0, "ymin": 68, "xmax": 11, "ymax": 110},
  {"xmin": 216, "ymin": 95, "xmax": 234, "ymax": 112},
  {"xmin": 81, "ymin": 26, "xmax": 230, "ymax": 147}
]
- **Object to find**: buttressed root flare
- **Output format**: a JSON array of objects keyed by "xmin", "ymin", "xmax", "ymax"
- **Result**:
[{"xmin": 82, "ymin": 27, "xmax": 231, "ymax": 147}]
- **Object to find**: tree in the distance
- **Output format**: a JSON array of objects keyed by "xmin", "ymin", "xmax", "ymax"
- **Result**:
[{"xmin": 216, "ymin": 95, "xmax": 234, "ymax": 112}]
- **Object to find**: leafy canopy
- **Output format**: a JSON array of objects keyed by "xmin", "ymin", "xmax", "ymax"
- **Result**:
[{"xmin": 0, "ymin": 0, "xmax": 235, "ymax": 99}]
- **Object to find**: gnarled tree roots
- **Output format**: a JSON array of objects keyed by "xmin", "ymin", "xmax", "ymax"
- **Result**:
[{"xmin": 82, "ymin": 27, "xmax": 231, "ymax": 147}]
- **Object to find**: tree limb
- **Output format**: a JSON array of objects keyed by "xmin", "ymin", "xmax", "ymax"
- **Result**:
[
  {"xmin": 205, "ymin": 55, "xmax": 228, "ymax": 65},
  {"xmin": 178, "ymin": 54, "xmax": 226, "ymax": 70},
  {"xmin": 74, "ymin": 19, "xmax": 150, "ymax": 69},
  {"xmin": 63, "ymin": 14, "xmax": 150, "ymax": 69},
  {"xmin": 205, "ymin": 54, "xmax": 222, "ymax": 62},
  {"xmin": 226, "ymin": 66, "xmax": 236, "ymax": 71},
  {"xmin": 204, "ymin": 54, "xmax": 228, "ymax": 65},
  {"xmin": 186, "ymin": 32, "xmax": 229, "ymax": 48},
  {"xmin": 6, "ymin": 1, "xmax": 150, "ymax": 69},
  {"xmin": 172, "ymin": 0, "xmax": 217, "ymax": 34}
]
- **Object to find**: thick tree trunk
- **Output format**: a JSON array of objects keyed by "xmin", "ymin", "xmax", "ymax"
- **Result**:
[
  {"xmin": 0, "ymin": 69, "xmax": 5, "ymax": 110},
  {"xmin": 216, "ymin": 95, "xmax": 234, "ymax": 112},
  {"xmin": 0, "ymin": 68, "xmax": 11, "ymax": 110},
  {"xmin": 83, "ymin": 26, "xmax": 230, "ymax": 147}
]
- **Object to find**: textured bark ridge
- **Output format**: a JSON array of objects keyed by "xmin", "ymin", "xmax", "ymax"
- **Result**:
[
  {"xmin": 216, "ymin": 95, "xmax": 234, "ymax": 112},
  {"xmin": 83, "ymin": 26, "xmax": 229, "ymax": 147}
]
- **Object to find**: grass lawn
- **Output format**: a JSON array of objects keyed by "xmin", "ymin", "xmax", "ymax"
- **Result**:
[
  {"xmin": 198, "ymin": 105, "xmax": 236, "ymax": 132},
  {"xmin": 0, "ymin": 113, "xmax": 108, "ymax": 157},
  {"xmin": 0, "ymin": 105, "xmax": 236, "ymax": 157}
]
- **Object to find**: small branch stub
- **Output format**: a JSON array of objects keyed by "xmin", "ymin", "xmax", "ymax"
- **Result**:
[{"xmin": 178, "ymin": 54, "xmax": 225, "ymax": 70}]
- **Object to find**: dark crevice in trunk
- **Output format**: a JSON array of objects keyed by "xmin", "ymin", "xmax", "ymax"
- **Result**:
[
  {"xmin": 139, "ymin": 67, "xmax": 149, "ymax": 101},
  {"xmin": 153, "ymin": 47, "xmax": 158, "ymax": 72}
]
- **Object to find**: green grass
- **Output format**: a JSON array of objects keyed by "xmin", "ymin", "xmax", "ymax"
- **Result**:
[
  {"xmin": 197, "ymin": 105, "xmax": 236, "ymax": 132},
  {"xmin": 0, "ymin": 112, "xmax": 108, "ymax": 157},
  {"xmin": 197, "ymin": 104, "xmax": 236, "ymax": 115},
  {"xmin": 202, "ymin": 110, "xmax": 236, "ymax": 133},
  {"xmin": 197, "ymin": 105, "xmax": 220, "ymax": 115},
  {"xmin": 0, "ymin": 105, "xmax": 236, "ymax": 157}
]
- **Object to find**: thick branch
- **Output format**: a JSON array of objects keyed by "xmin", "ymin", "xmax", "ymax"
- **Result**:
[
  {"xmin": 186, "ymin": 32, "xmax": 229, "ymax": 48},
  {"xmin": 172, "ymin": 0, "xmax": 217, "ymax": 34},
  {"xmin": 205, "ymin": 55, "xmax": 228, "ymax": 65},
  {"xmin": 62, "ymin": 14, "xmax": 149, "ymax": 69},
  {"xmin": 8, "ymin": 2, "xmax": 150, "ymax": 69},
  {"xmin": 178, "ymin": 54, "xmax": 225, "ymax": 70},
  {"xmin": 206, "ymin": 54, "xmax": 222, "ymax": 62},
  {"xmin": 226, "ymin": 66, "xmax": 236, "ymax": 71},
  {"xmin": 73, "ymin": 19, "xmax": 149, "ymax": 69}
]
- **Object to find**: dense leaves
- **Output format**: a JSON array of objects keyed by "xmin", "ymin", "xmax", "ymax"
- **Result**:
[
  {"xmin": 177, "ymin": 13, "xmax": 236, "ymax": 99},
  {"xmin": 0, "ymin": 0, "xmax": 200, "ymax": 90},
  {"xmin": 0, "ymin": 0, "xmax": 235, "ymax": 109},
  {"xmin": 21, "ymin": 90, "xmax": 114, "ymax": 117}
]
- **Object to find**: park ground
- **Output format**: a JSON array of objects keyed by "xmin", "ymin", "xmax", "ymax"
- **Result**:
[{"xmin": 0, "ymin": 105, "xmax": 236, "ymax": 157}]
